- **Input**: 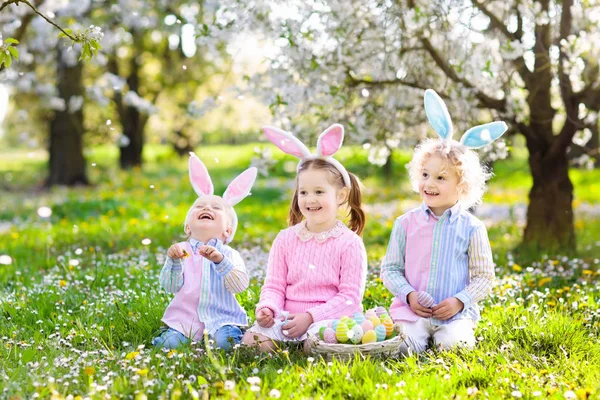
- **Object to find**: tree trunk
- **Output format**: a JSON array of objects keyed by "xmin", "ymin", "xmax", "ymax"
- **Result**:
[
  {"xmin": 47, "ymin": 50, "xmax": 88, "ymax": 187},
  {"xmin": 119, "ymin": 54, "xmax": 145, "ymax": 169},
  {"xmin": 522, "ymin": 146, "xmax": 575, "ymax": 253},
  {"xmin": 382, "ymin": 147, "xmax": 393, "ymax": 179}
]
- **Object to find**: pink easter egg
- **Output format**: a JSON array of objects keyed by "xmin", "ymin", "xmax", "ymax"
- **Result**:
[
  {"xmin": 417, "ymin": 291, "xmax": 435, "ymax": 308},
  {"xmin": 360, "ymin": 320, "xmax": 374, "ymax": 332},
  {"xmin": 365, "ymin": 309, "xmax": 377, "ymax": 319},
  {"xmin": 323, "ymin": 328, "xmax": 338, "ymax": 343},
  {"xmin": 375, "ymin": 306, "xmax": 387, "ymax": 317}
]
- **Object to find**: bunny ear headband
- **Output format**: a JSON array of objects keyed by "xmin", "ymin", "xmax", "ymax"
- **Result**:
[
  {"xmin": 189, "ymin": 152, "xmax": 257, "ymax": 205},
  {"xmin": 261, "ymin": 123, "xmax": 351, "ymax": 188},
  {"xmin": 424, "ymin": 89, "xmax": 508, "ymax": 148}
]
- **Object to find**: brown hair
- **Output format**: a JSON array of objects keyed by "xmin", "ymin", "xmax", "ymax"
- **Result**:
[{"xmin": 288, "ymin": 158, "xmax": 366, "ymax": 235}]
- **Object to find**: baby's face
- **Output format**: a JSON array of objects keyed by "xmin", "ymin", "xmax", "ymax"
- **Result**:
[{"xmin": 186, "ymin": 195, "xmax": 232, "ymax": 242}]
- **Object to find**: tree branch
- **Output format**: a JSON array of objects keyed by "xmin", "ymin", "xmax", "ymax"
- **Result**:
[
  {"xmin": 419, "ymin": 36, "xmax": 506, "ymax": 111},
  {"xmin": 549, "ymin": 0, "xmax": 581, "ymax": 161},
  {"xmin": 18, "ymin": 0, "xmax": 76, "ymax": 41},
  {"xmin": 472, "ymin": 0, "xmax": 532, "ymax": 85}
]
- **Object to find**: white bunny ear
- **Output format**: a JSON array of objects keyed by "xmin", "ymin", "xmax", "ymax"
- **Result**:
[
  {"xmin": 262, "ymin": 126, "xmax": 311, "ymax": 159},
  {"xmin": 316, "ymin": 124, "xmax": 344, "ymax": 156},
  {"xmin": 189, "ymin": 152, "xmax": 214, "ymax": 196},
  {"xmin": 223, "ymin": 167, "xmax": 258, "ymax": 206},
  {"xmin": 424, "ymin": 89, "xmax": 453, "ymax": 140},
  {"xmin": 460, "ymin": 121, "xmax": 508, "ymax": 149}
]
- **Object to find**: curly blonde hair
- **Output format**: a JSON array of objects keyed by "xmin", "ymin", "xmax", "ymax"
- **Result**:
[{"xmin": 407, "ymin": 139, "xmax": 492, "ymax": 209}]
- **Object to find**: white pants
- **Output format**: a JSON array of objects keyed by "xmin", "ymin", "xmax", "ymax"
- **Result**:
[{"xmin": 398, "ymin": 318, "xmax": 476, "ymax": 354}]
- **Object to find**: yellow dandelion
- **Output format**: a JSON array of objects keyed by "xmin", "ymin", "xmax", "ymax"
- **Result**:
[
  {"xmin": 59, "ymin": 280, "xmax": 67, "ymax": 287},
  {"xmin": 136, "ymin": 368, "xmax": 149, "ymax": 376},
  {"xmin": 167, "ymin": 350, "xmax": 177, "ymax": 358},
  {"xmin": 512, "ymin": 264, "xmax": 522, "ymax": 272},
  {"xmin": 582, "ymin": 270, "xmax": 593, "ymax": 276},
  {"xmin": 538, "ymin": 277, "xmax": 552, "ymax": 287},
  {"xmin": 547, "ymin": 301, "xmax": 556, "ymax": 307},
  {"xmin": 125, "ymin": 351, "xmax": 140, "ymax": 360},
  {"xmin": 182, "ymin": 249, "xmax": 190, "ymax": 259},
  {"xmin": 84, "ymin": 366, "xmax": 96, "ymax": 376}
]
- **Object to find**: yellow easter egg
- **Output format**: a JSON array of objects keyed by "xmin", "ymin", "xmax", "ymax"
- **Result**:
[
  {"xmin": 336, "ymin": 322, "xmax": 349, "ymax": 343},
  {"xmin": 368, "ymin": 316, "xmax": 381, "ymax": 327},
  {"xmin": 362, "ymin": 330, "xmax": 377, "ymax": 344}
]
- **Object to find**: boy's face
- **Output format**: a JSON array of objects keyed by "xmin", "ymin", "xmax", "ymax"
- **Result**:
[
  {"xmin": 419, "ymin": 154, "xmax": 460, "ymax": 216},
  {"xmin": 186, "ymin": 195, "xmax": 233, "ymax": 242}
]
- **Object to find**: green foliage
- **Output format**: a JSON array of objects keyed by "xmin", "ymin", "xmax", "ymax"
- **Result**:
[
  {"xmin": 0, "ymin": 146, "xmax": 599, "ymax": 398},
  {"xmin": 0, "ymin": 37, "xmax": 19, "ymax": 68}
]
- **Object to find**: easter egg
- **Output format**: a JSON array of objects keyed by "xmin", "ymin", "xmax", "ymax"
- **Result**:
[
  {"xmin": 323, "ymin": 328, "xmax": 338, "ymax": 343},
  {"xmin": 365, "ymin": 309, "xmax": 377, "ymax": 319},
  {"xmin": 336, "ymin": 322, "xmax": 350, "ymax": 343},
  {"xmin": 352, "ymin": 312, "xmax": 366, "ymax": 324},
  {"xmin": 362, "ymin": 330, "xmax": 377, "ymax": 344},
  {"xmin": 375, "ymin": 306, "xmax": 387, "ymax": 317},
  {"xmin": 350, "ymin": 325, "xmax": 364, "ymax": 344},
  {"xmin": 345, "ymin": 318, "xmax": 356, "ymax": 329},
  {"xmin": 369, "ymin": 316, "xmax": 381, "ymax": 327},
  {"xmin": 417, "ymin": 291, "xmax": 435, "ymax": 308},
  {"xmin": 382, "ymin": 317, "xmax": 394, "ymax": 338},
  {"xmin": 331, "ymin": 320, "xmax": 339, "ymax": 331},
  {"xmin": 374, "ymin": 324, "xmax": 387, "ymax": 342},
  {"xmin": 319, "ymin": 326, "xmax": 327, "ymax": 340},
  {"xmin": 379, "ymin": 313, "xmax": 389, "ymax": 323},
  {"xmin": 360, "ymin": 320, "xmax": 374, "ymax": 332}
]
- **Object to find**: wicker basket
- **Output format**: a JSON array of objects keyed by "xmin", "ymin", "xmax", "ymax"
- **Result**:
[{"xmin": 306, "ymin": 323, "xmax": 406, "ymax": 361}]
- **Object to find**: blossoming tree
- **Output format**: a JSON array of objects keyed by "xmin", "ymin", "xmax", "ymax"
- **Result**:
[{"xmin": 206, "ymin": 0, "xmax": 599, "ymax": 252}]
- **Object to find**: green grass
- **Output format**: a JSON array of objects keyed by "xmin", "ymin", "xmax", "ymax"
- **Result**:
[{"xmin": 1, "ymin": 145, "xmax": 599, "ymax": 398}]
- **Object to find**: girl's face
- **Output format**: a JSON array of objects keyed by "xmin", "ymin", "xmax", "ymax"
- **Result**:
[
  {"xmin": 419, "ymin": 154, "xmax": 460, "ymax": 216},
  {"xmin": 186, "ymin": 195, "xmax": 233, "ymax": 242},
  {"xmin": 297, "ymin": 169, "xmax": 347, "ymax": 232}
]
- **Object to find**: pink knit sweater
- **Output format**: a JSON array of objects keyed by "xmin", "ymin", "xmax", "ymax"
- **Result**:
[{"xmin": 255, "ymin": 220, "xmax": 368, "ymax": 322}]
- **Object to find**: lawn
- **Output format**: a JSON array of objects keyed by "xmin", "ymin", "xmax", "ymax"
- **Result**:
[{"xmin": 0, "ymin": 144, "xmax": 599, "ymax": 399}]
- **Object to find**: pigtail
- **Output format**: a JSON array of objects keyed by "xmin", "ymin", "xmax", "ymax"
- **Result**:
[
  {"xmin": 288, "ymin": 189, "xmax": 304, "ymax": 227},
  {"xmin": 345, "ymin": 172, "xmax": 365, "ymax": 236}
]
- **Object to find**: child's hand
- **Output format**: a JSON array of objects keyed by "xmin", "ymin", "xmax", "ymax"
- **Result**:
[
  {"xmin": 167, "ymin": 244, "xmax": 186, "ymax": 259},
  {"xmin": 432, "ymin": 297, "xmax": 464, "ymax": 320},
  {"xmin": 407, "ymin": 291, "xmax": 433, "ymax": 318},
  {"xmin": 198, "ymin": 245, "xmax": 224, "ymax": 263},
  {"xmin": 281, "ymin": 312, "xmax": 313, "ymax": 338},
  {"xmin": 256, "ymin": 308, "xmax": 275, "ymax": 328}
]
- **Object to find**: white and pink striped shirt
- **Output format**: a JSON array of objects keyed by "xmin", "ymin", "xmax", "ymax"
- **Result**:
[
  {"xmin": 381, "ymin": 202, "xmax": 494, "ymax": 325},
  {"xmin": 255, "ymin": 220, "xmax": 367, "ymax": 322}
]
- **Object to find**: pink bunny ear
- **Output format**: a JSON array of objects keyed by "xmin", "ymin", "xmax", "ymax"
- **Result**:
[
  {"xmin": 316, "ymin": 124, "xmax": 344, "ymax": 156},
  {"xmin": 223, "ymin": 167, "xmax": 258, "ymax": 206},
  {"xmin": 262, "ymin": 126, "xmax": 311, "ymax": 159},
  {"xmin": 189, "ymin": 152, "xmax": 214, "ymax": 196}
]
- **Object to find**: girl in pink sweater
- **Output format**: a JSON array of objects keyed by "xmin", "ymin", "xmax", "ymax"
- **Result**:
[{"xmin": 242, "ymin": 124, "xmax": 368, "ymax": 352}]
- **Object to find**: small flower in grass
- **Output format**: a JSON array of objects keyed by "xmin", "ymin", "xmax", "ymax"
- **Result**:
[
  {"xmin": 59, "ymin": 280, "xmax": 67, "ymax": 287},
  {"xmin": 84, "ymin": 366, "xmax": 95, "ymax": 376},
  {"xmin": 511, "ymin": 390, "xmax": 522, "ymax": 398},
  {"xmin": 0, "ymin": 255, "xmax": 12, "ymax": 265},
  {"xmin": 37, "ymin": 206, "xmax": 52, "ymax": 218},
  {"xmin": 126, "ymin": 351, "xmax": 140, "ymax": 360},
  {"xmin": 224, "ymin": 380, "xmax": 235, "ymax": 390},
  {"xmin": 563, "ymin": 391, "xmax": 576, "ymax": 399},
  {"xmin": 141, "ymin": 238, "xmax": 152, "ymax": 246},
  {"xmin": 269, "ymin": 389, "xmax": 281, "ymax": 398},
  {"xmin": 247, "ymin": 376, "xmax": 261, "ymax": 385},
  {"xmin": 136, "ymin": 369, "xmax": 149, "ymax": 376}
]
